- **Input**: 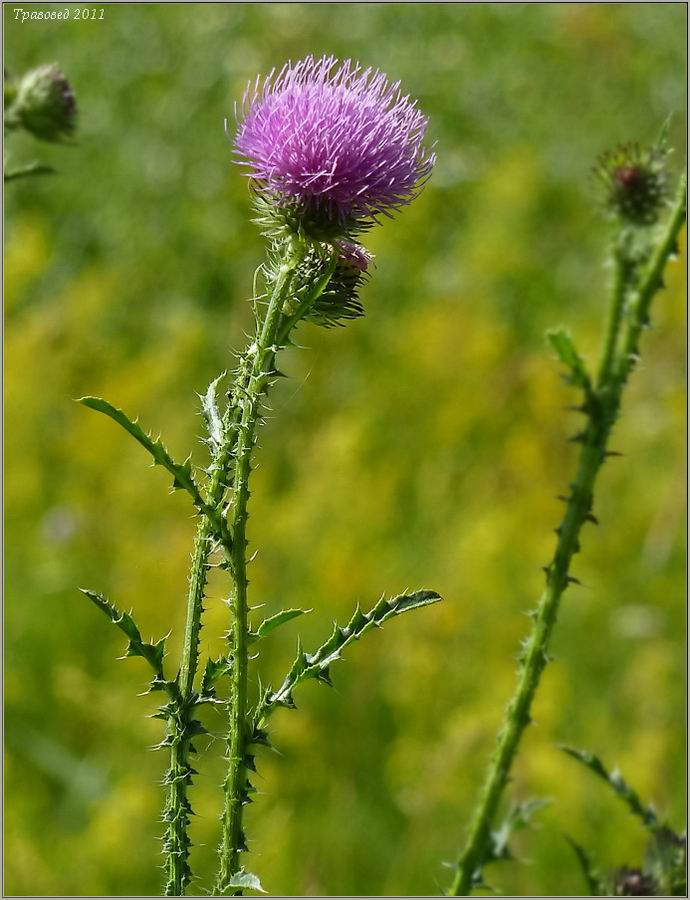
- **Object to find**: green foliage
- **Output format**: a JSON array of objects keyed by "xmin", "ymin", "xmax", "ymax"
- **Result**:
[
  {"xmin": 79, "ymin": 588, "xmax": 167, "ymax": 677},
  {"xmin": 564, "ymin": 836, "xmax": 605, "ymax": 896},
  {"xmin": 200, "ymin": 373, "xmax": 226, "ymax": 455},
  {"xmin": 225, "ymin": 869, "xmax": 266, "ymax": 894},
  {"xmin": 490, "ymin": 799, "xmax": 550, "ymax": 864},
  {"xmin": 644, "ymin": 827, "xmax": 687, "ymax": 896},
  {"xmin": 199, "ymin": 656, "xmax": 231, "ymax": 701},
  {"xmin": 3, "ymin": 161, "xmax": 55, "ymax": 182},
  {"xmin": 77, "ymin": 396, "xmax": 200, "ymax": 499},
  {"xmin": 546, "ymin": 329, "xmax": 591, "ymax": 392},
  {"xmin": 77, "ymin": 395, "xmax": 229, "ymax": 544},
  {"xmin": 255, "ymin": 590, "xmax": 443, "ymax": 726},
  {"xmin": 561, "ymin": 747, "xmax": 659, "ymax": 831},
  {"xmin": 248, "ymin": 608, "xmax": 311, "ymax": 644}
]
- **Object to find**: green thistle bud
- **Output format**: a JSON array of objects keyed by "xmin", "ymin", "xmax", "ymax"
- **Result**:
[
  {"xmin": 308, "ymin": 241, "xmax": 372, "ymax": 327},
  {"xmin": 11, "ymin": 63, "xmax": 76, "ymax": 142},
  {"xmin": 595, "ymin": 142, "xmax": 668, "ymax": 226}
]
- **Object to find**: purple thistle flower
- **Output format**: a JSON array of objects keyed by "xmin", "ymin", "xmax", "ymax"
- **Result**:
[{"xmin": 233, "ymin": 55, "xmax": 435, "ymax": 228}]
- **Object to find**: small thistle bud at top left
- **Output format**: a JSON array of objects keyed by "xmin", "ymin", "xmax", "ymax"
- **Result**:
[{"xmin": 9, "ymin": 63, "xmax": 77, "ymax": 142}]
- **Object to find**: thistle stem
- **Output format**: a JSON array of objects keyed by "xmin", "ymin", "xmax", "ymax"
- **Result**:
[
  {"xmin": 215, "ymin": 257, "xmax": 301, "ymax": 894},
  {"xmin": 613, "ymin": 174, "xmax": 687, "ymax": 385},
  {"xmin": 450, "ymin": 177, "xmax": 686, "ymax": 897},
  {"xmin": 165, "ymin": 373, "xmax": 250, "ymax": 897},
  {"xmin": 164, "ymin": 708, "xmax": 193, "ymax": 897},
  {"xmin": 597, "ymin": 238, "xmax": 633, "ymax": 385},
  {"xmin": 179, "ymin": 429, "xmax": 242, "ymax": 700}
]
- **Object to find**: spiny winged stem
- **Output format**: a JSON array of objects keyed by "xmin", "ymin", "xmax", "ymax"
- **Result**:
[
  {"xmin": 450, "ymin": 175, "xmax": 686, "ymax": 897},
  {"xmin": 215, "ymin": 243, "xmax": 336, "ymax": 894},
  {"xmin": 163, "ymin": 239, "xmax": 336, "ymax": 896},
  {"xmin": 165, "ymin": 370, "xmax": 251, "ymax": 896},
  {"xmin": 78, "ymin": 242, "xmax": 334, "ymax": 897},
  {"xmin": 166, "ymin": 441, "xmax": 240, "ymax": 896}
]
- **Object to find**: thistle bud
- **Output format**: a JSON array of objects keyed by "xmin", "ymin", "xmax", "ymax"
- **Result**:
[
  {"xmin": 284, "ymin": 240, "xmax": 372, "ymax": 328},
  {"xmin": 308, "ymin": 241, "xmax": 373, "ymax": 327},
  {"xmin": 595, "ymin": 143, "xmax": 668, "ymax": 226},
  {"xmin": 12, "ymin": 63, "xmax": 76, "ymax": 142},
  {"xmin": 613, "ymin": 867, "xmax": 658, "ymax": 896}
]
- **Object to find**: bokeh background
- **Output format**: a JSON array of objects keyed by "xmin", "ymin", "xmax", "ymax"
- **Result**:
[{"xmin": 5, "ymin": 3, "xmax": 687, "ymax": 896}]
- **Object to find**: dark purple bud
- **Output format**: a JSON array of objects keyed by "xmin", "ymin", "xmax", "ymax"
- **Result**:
[
  {"xmin": 613, "ymin": 867, "xmax": 658, "ymax": 896},
  {"xmin": 594, "ymin": 142, "xmax": 668, "ymax": 226}
]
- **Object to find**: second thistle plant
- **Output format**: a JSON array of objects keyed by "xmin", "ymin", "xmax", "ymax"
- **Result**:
[
  {"xmin": 80, "ymin": 55, "xmax": 439, "ymax": 897},
  {"xmin": 447, "ymin": 138, "xmax": 686, "ymax": 895}
]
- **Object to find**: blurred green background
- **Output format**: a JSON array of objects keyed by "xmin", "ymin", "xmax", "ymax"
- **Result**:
[{"xmin": 5, "ymin": 3, "xmax": 686, "ymax": 896}]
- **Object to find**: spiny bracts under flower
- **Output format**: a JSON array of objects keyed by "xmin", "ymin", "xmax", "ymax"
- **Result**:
[
  {"xmin": 233, "ymin": 54, "xmax": 435, "ymax": 233},
  {"xmin": 595, "ymin": 142, "xmax": 669, "ymax": 226}
]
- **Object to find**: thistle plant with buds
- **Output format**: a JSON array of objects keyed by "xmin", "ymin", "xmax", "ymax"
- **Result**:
[
  {"xmin": 79, "ymin": 55, "xmax": 439, "ymax": 897},
  {"xmin": 4, "ymin": 63, "xmax": 77, "ymax": 182},
  {"xmin": 447, "ymin": 136, "xmax": 686, "ymax": 895}
]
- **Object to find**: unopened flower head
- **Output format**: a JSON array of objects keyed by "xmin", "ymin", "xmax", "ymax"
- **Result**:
[
  {"xmin": 335, "ymin": 240, "xmax": 373, "ymax": 273},
  {"xmin": 595, "ymin": 142, "xmax": 669, "ymax": 226},
  {"xmin": 13, "ymin": 63, "xmax": 76, "ymax": 142},
  {"xmin": 234, "ymin": 55, "xmax": 435, "ymax": 232}
]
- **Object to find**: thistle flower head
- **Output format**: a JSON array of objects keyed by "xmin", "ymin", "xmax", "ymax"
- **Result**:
[
  {"xmin": 595, "ymin": 142, "xmax": 669, "ymax": 226},
  {"xmin": 233, "ymin": 55, "xmax": 435, "ymax": 234},
  {"xmin": 12, "ymin": 63, "xmax": 76, "ymax": 142}
]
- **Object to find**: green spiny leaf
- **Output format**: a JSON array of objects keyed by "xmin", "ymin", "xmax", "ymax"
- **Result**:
[
  {"xmin": 77, "ymin": 396, "xmax": 201, "ymax": 502},
  {"xmin": 561, "ymin": 746, "xmax": 659, "ymax": 831},
  {"xmin": 546, "ymin": 329, "xmax": 591, "ymax": 390},
  {"xmin": 225, "ymin": 869, "xmax": 266, "ymax": 893},
  {"xmin": 77, "ymin": 396, "xmax": 230, "ymax": 545},
  {"xmin": 564, "ymin": 835, "xmax": 605, "ymax": 896},
  {"xmin": 489, "ymin": 798, "xmax": 550, "ymax": 863},
  {"xmin": 248, "ymin": 608, "xmax": 310, "ymax": 643},
  {"xmin": 201, "ymin": 373, "xmax": 226, "ymax": 452},
  {"xmin": 254, "ymin": 590, "xmax": 442, "ymax": 728},
  {"xmin": 80, "ymin": 588, "xmax": 166, "ymax": 678},
  {"xmin": 135, "ymin": 636, "xmax": 167, "ymax": 673},
  {"xmin": 4, "ymin": 161, "xmax": 56, "ymax": 182},
  {"xmin": 200, "ymin": 655, "xmax": 231, "ymax": 699},
  {"xmin": 81, "ymin": 587, "xmax": 142, "ymax": 640}
]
